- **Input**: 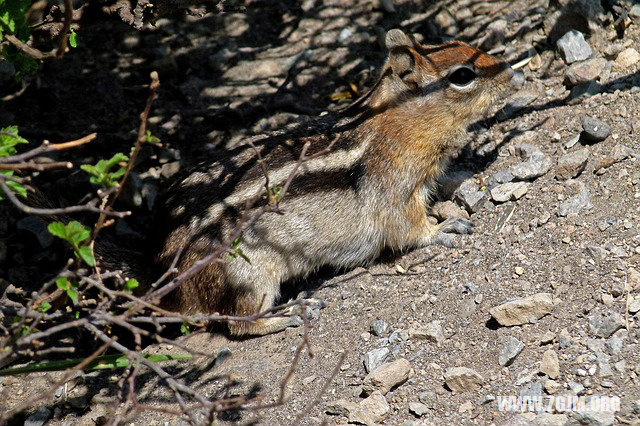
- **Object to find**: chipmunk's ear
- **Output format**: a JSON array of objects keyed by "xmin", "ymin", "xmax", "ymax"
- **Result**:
[{"xmin": 385, "ymin": 29, "xmax": 418, "ymax": 82}]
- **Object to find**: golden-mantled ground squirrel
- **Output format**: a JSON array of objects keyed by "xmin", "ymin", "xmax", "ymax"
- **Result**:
[{"xmin": 133, "ymin": 29, "xmax": 519, "ymax": 336}]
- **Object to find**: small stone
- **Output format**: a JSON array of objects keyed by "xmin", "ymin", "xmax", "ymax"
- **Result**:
[
  {"xmin": 556, "ymin": 148, "xmax": 589, "ymax": 180},
  {"xmin": 388, "ymin": 330, "xmax": 408, "ymax": 344},
  {"xmin": 539, "ymin": 331, "xmax": 555, "ymax": 345},
  {"xmin": 613, "ymin": 47, "xmax": 640, "ymax": 71},
  {"xmin": 588, "ymin": 311, "xmax": 625, "ymax": 338},
  {"xmin": 564, "ymin": 57, "xmax": 607, "ymax": 86},
  {"xmin": 350, "ymin": 391, "xmax": 389, "ymax": 425},
  {"xmin": 631, "ymin": 4, "xmax": 640, "ymax": 17},
  {"xmin": 24, "ymin": 407, "xmax": 52, "ymax": 426},
  {"xmin": 409, "ymin": 320, "xmax": 444, "ymax": 344},
  {"xmin": 443, "ymin": 367, "xmax": 484, "ymax": 392},
  {"xmin": 628, "ymin": 297, "xmax": 640, "ymax": 314},
  {"xmin": 514, "ymin": 266, "xmax": 524, "ymax": 276},
  {"xmin": 491, "ymin": 182, "xmax": 531, "ymax": 203},
  {"xmin": 431, "ymin": 201, "xmax": 470, "ymax": 221},
  {"xmin": 454, "ymin": 179, "xmax": 487, "ymax": 213},
  {"xmin": 535, "ymin": 413, "xmax": 569, "ymax": 426},
  {"xmin": 544, "ymin": 380, "xmax": 561, "ymax": 395},
  {"xmin": 160, "ymin": 161, "xmax": 181, "ymax": 179},
  {"xmin": 606, "ymin": 334, "xmax": 624, "ymax": 355},
  {"xmin": 364, "ymin": 347, "xmax": 390, "ymax": 373},
  {"xmin": 581, "ymin": 116, "xmax": 611, "ymax": 143},
  {"xmin": 568, "ymin": 381, "xmax": 585, "ymax": 395},
  {"xmin": 489, "ymin": 293, "xmax": 553, "ymax": 326},
  {"xmin": 569, "ymin": 81, "xmax": 602, "ymax": 104},
  {"xmin": 510, "ymin": 154, "xmax": 552, "ymax": 180},
  {"xmin": 557, "ymin": 189, "xmax": 592, "ymax": 217},
  {"xmin": 326, "ymin": 399, "xmax": 357, "ymax": 416},
  {"xmin": 362, "ymin": 358, "xmax": 411, "ymax": 395},
  {"xmin": 408, "ymin": 401, "xmax": 430, "ymax": 417},
  {"xmin": 498, "ymin": 336, "xmax": 525, "ymax": 367},
  {"xmin": 540, "ymin": 349, "xmax": 560, "ymax": 379},
  {"xmin": 557, "ymin": 30, "xmax": 592, "ymax": 64},
  {"xmin": 370, "ymin": 319, "xmax": 390, "ymax": 337},
  {"xmin": 601, "ymin": 293, "xmax": 614, "ymax": 306},
  {"xmin": 493, "ymin": 170, "xmax": 515, "ymax": 184}
]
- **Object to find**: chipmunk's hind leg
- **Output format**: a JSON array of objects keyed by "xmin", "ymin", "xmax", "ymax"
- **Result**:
[
  {"xmin": 227, "ymin": 285, "xmax": 304, "ymax": 337},
  {"xmin": 431, "ymin": 217, "xmax": 474, "ymax": 248}
]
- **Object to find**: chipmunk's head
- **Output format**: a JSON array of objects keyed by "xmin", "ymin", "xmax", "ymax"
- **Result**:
[{"xmin": 369, "ymin": 29, "xmax": 518, "ymax": 126}]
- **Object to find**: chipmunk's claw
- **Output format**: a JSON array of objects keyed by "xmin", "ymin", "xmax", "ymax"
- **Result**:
[{"xmin": 440, "ymin": 217, "xmax": 474, "ymax": 235}]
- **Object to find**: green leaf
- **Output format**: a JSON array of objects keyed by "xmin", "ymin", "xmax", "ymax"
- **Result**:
[
  {"xmin": 66, "ymin": 289, "xmax": 78, "ymax": 302},
  {"xmin": 48, "ymin": 222, "xmax": 68, "ymax": 240},
  {"xmin": 0, "ymin": 170, "xmax": 26, "ymax": 201},
  {"xmin": 36, "ymin": 301, "xmax": 51, "ymax": 313},
  {"xmin": 77, "ymin": 246, "xmax": 95, "ymax": 267},
  {"xmin": 66, "ymin": 221, "xmax": 91, "ymax": 245},
  {"xmin": 81, "ymin": 153, "xmax": 129, "ymax": 188},
  {"xmin": 69, "ymin": 29, "xmax": 77, "ymax": 48},
  {"xmin": 145, "ymin": 131, "xmax": 161, "ymax": 144},
  {"xmin": 180, "ymin": 322, "xmax": 191, "ymax": 335},
  {"xmin": 56, "ymin": 277, "xmax": 70, "ymax": 291},
  {"xmin": 124, "ymin": 278, "xmax": 139, "ymax": 292}
]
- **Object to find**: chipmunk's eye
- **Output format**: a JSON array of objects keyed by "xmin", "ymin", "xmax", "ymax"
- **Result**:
[{"xmin": 447, "ymin": 66, "xmax": 477, "ymax": 87}]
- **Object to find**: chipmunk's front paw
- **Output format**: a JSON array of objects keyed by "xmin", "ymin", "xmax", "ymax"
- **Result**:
[
  {"xmin": 430, "ymin": 218, "xmax": 474, "ymax": 248},
  {"xmin": 288, "ymin": 296, "xmax": 327, "ymax": 322},
  {"xmin": 440, "ymin": 217, "xmax": 474, "ymax": 235}
]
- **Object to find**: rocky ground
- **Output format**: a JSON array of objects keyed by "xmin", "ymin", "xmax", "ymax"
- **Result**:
[{"xmin": 2, "ymin": 0, "xmax": 640, "ymax": 425}]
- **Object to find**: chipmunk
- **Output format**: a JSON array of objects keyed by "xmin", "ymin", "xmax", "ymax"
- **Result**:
[{"xmin": 124, "ymin": 29, "xmax": 519, "ymax": 336}]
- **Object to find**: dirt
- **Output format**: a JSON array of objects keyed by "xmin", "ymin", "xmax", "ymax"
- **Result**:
[{"xmin": 2, "ymin": 0, "xmax": 640, "ymax": 425}]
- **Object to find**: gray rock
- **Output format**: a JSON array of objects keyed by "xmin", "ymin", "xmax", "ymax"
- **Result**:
[
  {"xmin": 510, "ymin": 153, "xmax": 552, "ymax": 180},
  {"xmin": 557, "ymin": 189, "xmax": 592, "ymax": 217},
  {"xmin": 519, "ymin": 381, "xmax": 543, "ymax": 399},
  {"xmin": 493, "ymin": 170, "xmax": 515, "ymax": 184},
  {"xmin": 362, "ymin": 358, "xmax": 411, "ymax": 395},
  {"xmin": 568, "ymin": 381, "xmax": 585, "ymax": 395},
  {"xmin": 489, "ymin": 293, "xmax": 553, "ymax": 326},
  {"xmin": 581, "ymin": 116, "xmax": 611, "ymax": 143},
  {"xmin": 557, "ymin": 30, "xmax": 592, "ymax": 64},
  {"xmin": 606, "ymin": 334, "xmax": 624, "ymax": 355},
  {"xmin": 499, "ymin": 336, "xmax": 525, "ymax": 367},
  {"xmin": 326, "ymin": 399, "xmax": 357, "ymax": 417},
  {"xmin": 388, "ymin": 329, "xmax": 408, "ymax": 344},
  {"xmin": 588, "ymin": 311, "xmax": 625, "ymax": 338},
  {"xmin": 24, "ymin": 407, "xmax": 52, "ymax": 426},
  {"xmin": 569, "ymin": 402, "xmax": 615, "ymax": 426},
  {"xmin": 569, "ymin": 81, "xmax": 602, "ymax": 104},
  {"xmin": 443, "ymin": 367, "xmax": 484, "ymax": 392},
  {"xmin": 17, "ymin": 216, "xmax": 54, "ymax": 248},
  {"xmin": 631, "ymin": 4, "xmax": 640, "ymax": 17},
  {"xmin": 408, "ymin": 401, "xmax": 430, "ymax": 417},
  {"xmin": 556, "ymin": 148, "xmax": 589, "ymax": 180},
  {"xmin": 564, "ymin": 57, "xmax": 607, "ymax": 86},
  {"xmin": 454, "ymin": 179, "xmax": 487, "ymax": 213},
  {"xmin": 540, "ymin": 349, "xmax": 560, "ymax": 379},
  {"xmin": 370, "ymin": 319, "xmax": 389, "ymax": 337},
  {"xmin": 409, "ymin": 320, "xmax": 444, "ymax": 344},
  {"xmin": 491, "ymin": 182, "xmax": 531, "ymax": 203},
  {"xmin": 364, "ymin": 347, "xmax": 390, "ymax": 373}
]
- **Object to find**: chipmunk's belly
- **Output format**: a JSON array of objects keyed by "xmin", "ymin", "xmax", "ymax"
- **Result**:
[{"xmin": 243, "ymin": 190, "xmax": 383, "ymax": 280}]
